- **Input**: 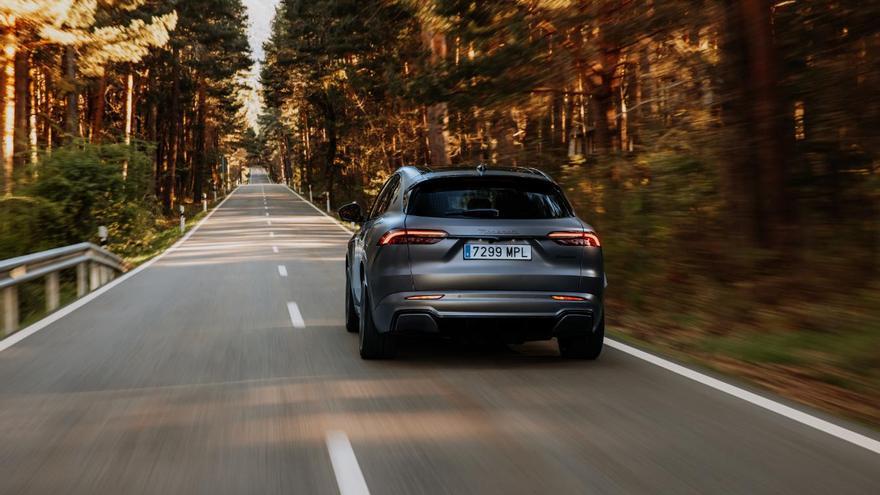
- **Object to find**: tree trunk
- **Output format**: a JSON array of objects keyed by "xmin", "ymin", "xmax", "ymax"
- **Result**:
[
  {"xmin": 28, "ymin": 64, "xmax": 36, "ymax": 165},
  {"xmin": 739, "ymin": 0, "xmax": 790, "ymax": 249},
  {"xmin": 165, "ymin": 46, "xmax": 180, "ymax": 211},
  {"xmin": 282, "ymin": 133, "xmax": 293, "ymax": 185},
  {"xmin": 13, "ymin": 48, "xmax": 28, "ymax": 172},
  {"xmin": 42, "ymin": 65, "xmax": 53, "ymax": 153},
  {"xmin": 324, "ymin": 111, "xmax": 337, "ymax": 206},
  {"xmin": 90, "ymin": 74, "xmax": 106, "ymax": 143},
  {"xmin": 123, "ymin": 71, "xmax": 133, "ymax": 180},
  {"xmin": 63, "ymin": 46, "xmax": 79, "ymax": 140},
  {"xmin": 719, "ymin": 0, "xmax": 760, "ymax": 247},
  {"xmin": 194, "ymin": 78, "xmax": 207, "ymax": 201},
  {"xmin": 1, "ymin": 22, "xmax": 15, "ymax": 194},
  {"xmin": 421, "ymin": 29, "xmax": 451, "ymax": 167}
]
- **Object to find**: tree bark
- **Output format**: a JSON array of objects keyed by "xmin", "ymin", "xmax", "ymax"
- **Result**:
[
  {"xmin": 1, "ymin": 22, "xmax": 15, "ymax": 194},
  {"xmin": 421, "ymin": 29, "xmax": 451, "ymax": 167},
  {"xmin": 194, "ymin": 77, "xmax": 207, "ymax": 200},
  {"xmin": 13, "ymin": 48, "xmax": 28, "ymax": 170},
  {"xmin": 90, "ymin": 74, "xmax": 106, "ymax": 143},
  {"xmin": 739, "ymin": 0, "xmax": 790, "ymax": 249},
  {"xmin": 63, "ymin": 46, "xmax": 79, "ymax": 140},
  {"xmin": 164, "ymin": 46, "xmax": 180, "ymax": 211},
  {"xmin": 123, "ymin": 71, "xmax": 133, "ymax": 180}
]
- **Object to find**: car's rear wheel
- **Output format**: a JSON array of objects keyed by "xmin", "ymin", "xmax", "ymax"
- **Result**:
[
  {"xmin": 558, "ymin": 316, "xmax": 604, "ymax": 359},
  {"xmin": 358, "ymin": 286, "xmax": 396, "ymax": 359},
  {"xmin": 345, "ymin": 272, "xmax": 358, "ymax": 333}
]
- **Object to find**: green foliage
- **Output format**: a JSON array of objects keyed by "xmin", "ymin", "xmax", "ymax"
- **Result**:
[
  {"xmin": 0, "ymin": 196, "xmax": 66, "ymax": 259},
  {"xmin": 0, "ymin": 143, "xmax": 161, "ymax": 259}
]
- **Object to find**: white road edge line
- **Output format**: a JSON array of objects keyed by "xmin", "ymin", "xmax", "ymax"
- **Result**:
[
  {"xmin": 272, "ymin": 246, "xmax": 279, "ymax": 253},
  {"xmin": 326, "ymin": 430, "xmax": 370, "ymax": 495},
  {"xmin": 606, "ymin": 339, "xmax": 880, "ymax": 455},
  {"xmin": 286, "ymin": 302, "xmax": 305, "ymax": 329},
  {"xmin": 281, "ymin": 178, "xmax": 880, "ymax": 455},
  {"xmin": 277, "ymin": 265, "xmax": 288, "ymax": 277},
  {"xmin": 284, "ymin": 185, "xmax": 355, "ymax": 235},
  {"xmin": 0, "ymin": 186, "xmax": 241, "ymax": 353}
]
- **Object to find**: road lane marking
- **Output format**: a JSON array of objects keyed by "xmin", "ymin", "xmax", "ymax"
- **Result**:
[
  {"xmin": 265, "ymin": 212, "xmax": 270, "ymax": 216},
  {"xmin": 272, "ymin": 246, "xmax": 279, "ymax": 253},
  {"xmin": 277, "ymin": 265, "xmax": 287, "ymax": 277},
  {"xmin": 267, "ymin": 220, "xmax": 272, "ymax": 225},
  {"xmin": 286, "ymin": 302, "xmax": 305, "ymax": 328},
  {"xmin": 606, "ymin": 339, "xmax": 880, "ymax": 455},
  {"xmin": 326, "ymin": 431, "xmax": 370, "ymax": 495},
  {"xmin": 0, "ymin": 186, "xmax": 241, "ymax": 352},
  {"xmin": 269, "ymin": 231, "xmax": 275, "ymax": 238},
  {"xmin": 284, "ymin": 186, "xmax": 355, "ymax": 235}
]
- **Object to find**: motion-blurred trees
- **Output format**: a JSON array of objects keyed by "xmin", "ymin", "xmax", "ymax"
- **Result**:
[{"xmin": 259, "ymin": 0, "xmax": 879, "ymax": 346}]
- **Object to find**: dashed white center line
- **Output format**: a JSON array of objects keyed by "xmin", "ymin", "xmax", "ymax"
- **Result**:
[
  {"xmin": 286, "ymin": 302, "xmax": 305, "ymax": 328},
  {"xmin": 277, "ymin": 265, "xmax": 288, "ymax": 277},
  {"xmin": 269, "ymin": 231, "xmax": 275, "ymax": 238},
  {"xmin": 272, "ymin": 246, "xmax": 279, "ymax": 253},
  {"xmin": 267, "ymin": 220, "xmax": 272, "ymax": 225},
  {"xmin": 326, "ymin": 431, "xmax": 370, "ymax": 495},
  {"xmin": 265, "ymin": 212, "xmax": 270, "ymax": 216}
]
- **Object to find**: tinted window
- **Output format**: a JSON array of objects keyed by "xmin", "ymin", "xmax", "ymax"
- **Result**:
[
  {"xmin": 408, "ymin": 178, "xmax": 572, "ymax": 219},
  {"xmin": 368, "ymin": 175, "xmax": 400, "ymax": 219}
]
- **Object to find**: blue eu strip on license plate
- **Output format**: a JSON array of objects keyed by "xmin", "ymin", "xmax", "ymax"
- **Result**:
[{"xmin": 464, "ymin": 243, "xmax": 532, "ymax": 260}]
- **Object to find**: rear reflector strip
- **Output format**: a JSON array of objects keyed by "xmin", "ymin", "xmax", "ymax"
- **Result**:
[
  {"xmin": 406, "ymin": 295, "xmax": 445, "ymax": 300},
  {"xmin": 551, "ymin": 295, "xmax": 586, "ymax": 301}
]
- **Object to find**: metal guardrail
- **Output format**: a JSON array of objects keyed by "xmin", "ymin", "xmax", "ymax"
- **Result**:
[{"xmin": 0, "ymin": 243, "xmax": 126, "ymax": 336}]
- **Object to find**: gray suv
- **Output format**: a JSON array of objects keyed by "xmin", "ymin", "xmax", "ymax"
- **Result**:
[{"xmin": 338, "ymin": 165, "xmax": 605, "ymax": 360}]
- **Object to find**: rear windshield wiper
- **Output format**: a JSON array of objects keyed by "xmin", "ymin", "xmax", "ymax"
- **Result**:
[{"xmin": 444, "ymin": 209, "xmax": 500, "ymax": 218}]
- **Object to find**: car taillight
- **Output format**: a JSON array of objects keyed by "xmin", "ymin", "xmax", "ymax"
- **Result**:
[
  {"xmin": 378, "ymin": 229, "xmax": 448, "ymax": 246},
  {"xmin": 548, "ymin": 231, "xmax": 601, "ymax": 247}
]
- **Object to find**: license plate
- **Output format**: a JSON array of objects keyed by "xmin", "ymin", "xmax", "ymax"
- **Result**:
[{"xmin": 464, "ymin": 243, "xmax": 532, "ymax": 260}]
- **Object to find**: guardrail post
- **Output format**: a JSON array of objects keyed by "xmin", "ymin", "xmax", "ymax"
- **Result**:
[
  {"xmin": 76, "ymin": 263, "xmax": 87, "ymax": 296},
  {"xmin": 2, "ymin": 286, "xmax": 17, "ymax": 336},
  {"xmin": 46, "ymin": 272, "xmax": 60, "ymax": 312},
  {"xmin": 89, "ymin": 262, "xmax": 100, "ymax": 290}
]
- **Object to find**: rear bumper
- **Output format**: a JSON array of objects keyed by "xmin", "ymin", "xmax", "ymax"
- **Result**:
[{"xmin": 373, "ymin": 291, "xmax": 603, "ymax": 340}]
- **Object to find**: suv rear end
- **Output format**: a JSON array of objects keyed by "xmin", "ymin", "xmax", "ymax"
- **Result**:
[{"xmin": 368, "ymin": 169, "xmax": 605, "ymax": 358}]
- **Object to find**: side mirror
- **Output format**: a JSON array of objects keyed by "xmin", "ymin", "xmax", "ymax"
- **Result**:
[{"xmin": 338, "ymin": 202, "xmax": 364, "ymax": 223}]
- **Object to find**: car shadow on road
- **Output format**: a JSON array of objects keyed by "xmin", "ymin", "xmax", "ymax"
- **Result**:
[{"xmin": 386, "ymin": 334, "xmax": 605, "ymax": 370}]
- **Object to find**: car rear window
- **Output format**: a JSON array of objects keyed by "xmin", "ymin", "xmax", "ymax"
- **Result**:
[{"xmin": 407, "ymin": 177, "xmax": 572, "ymax": 219}]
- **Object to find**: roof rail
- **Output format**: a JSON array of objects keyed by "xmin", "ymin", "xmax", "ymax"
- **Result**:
[
  {"xmin": 400, "ymin": 165, "xmax": 431, "ymax": 175},
  {"xmin": 524, "ymin": 167, "xmax": 552, "ymax": 180}
]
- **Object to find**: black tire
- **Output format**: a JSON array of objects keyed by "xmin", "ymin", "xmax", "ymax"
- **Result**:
[
  {"xmin": 558, "ymin": 316, "xmax": 604, "ymax": 360},
  {"xmin": 345, "ymin": 272, "xmax": 359, "ymax": 333},
  {"xmin": 358, "ymin": 286, "xmax": 396, "ymax": 359}
]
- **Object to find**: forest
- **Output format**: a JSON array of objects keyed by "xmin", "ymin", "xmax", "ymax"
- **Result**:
[
  {"xmin": 0, "ymin": 0, "xmax": 251, "ymax": 259},
  {"xmin": 257, "ymin": 0, "xmax": 879, "ymax": 422},
  {"xmin": 1, "ymin": 1, "xmax": 878, "ymax": 422}
]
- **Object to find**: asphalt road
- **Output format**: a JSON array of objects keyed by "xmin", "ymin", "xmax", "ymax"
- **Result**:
[{"xmin": 0, "ymin": 168, "xmax": 878, "ymax": 494}]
